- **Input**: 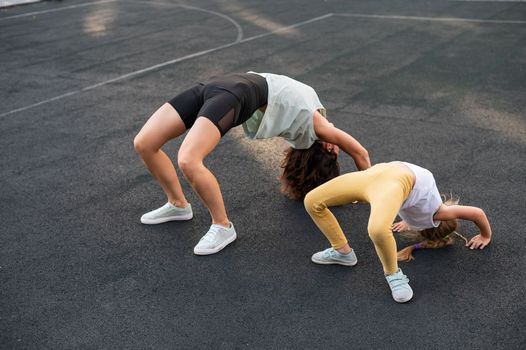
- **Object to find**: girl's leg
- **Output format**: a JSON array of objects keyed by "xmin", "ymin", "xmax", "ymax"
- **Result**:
[
  {"xmin": 134, "ymin": 103, "xmax": 189, "ymax": 207},
  {"xmin": 367, "ymin": 184, "xmax": 407, "ymax": 275},
  {"xmin": 304, "ymin": 172, "xmax": 369, "ymax": 251},
  {"xmin": 177, "ymin": 117, "xmax": 229, "ymax": 227},
  {"xmin": 368, "ymin": 183, "xmax": 414, "ymax": 303}
]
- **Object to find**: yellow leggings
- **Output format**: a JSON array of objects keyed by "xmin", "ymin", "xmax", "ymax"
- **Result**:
[{"xmin": 304, "ymin": 163, "xmax": 415, "ymax": 275}]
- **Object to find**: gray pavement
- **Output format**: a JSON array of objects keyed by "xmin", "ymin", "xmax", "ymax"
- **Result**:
[{"xmin": 1, "ymin": 0, "xmax": 525, "ymax": 349}]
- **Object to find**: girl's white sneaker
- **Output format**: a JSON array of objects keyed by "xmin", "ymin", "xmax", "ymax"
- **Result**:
[{"xmin": 385, "ymin": 268, "xmax": 413, "ymax": 303}]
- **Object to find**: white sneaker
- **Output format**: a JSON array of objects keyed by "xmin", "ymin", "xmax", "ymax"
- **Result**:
[
  {"xmin": 193, "ymin": 222, "xmax": 237, "ymax": 255},
  {"xmin": 385, "ymin": 268, "xmax": 413, "ymax": 303},
  {"xmin": 311, "ymin": 247, "xmax": 358, "ymax": 266},
  {"xmin": 140, "ymin": 202, "xmax": 193, "ymax": 224}
]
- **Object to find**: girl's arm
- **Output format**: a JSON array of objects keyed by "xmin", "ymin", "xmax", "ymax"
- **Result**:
[
  {"xmin": 313, "ymin": 112, "xmax": 371, "ymax": 170},
  {"xmin": 433, "ymin": 204, "xmax": 492, "ymax": 249},
  {"xmin": 392, "ymin": 220, "xmax": 410, "ymax": 232}
]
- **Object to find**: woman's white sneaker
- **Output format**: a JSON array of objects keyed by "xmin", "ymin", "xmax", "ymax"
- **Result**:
[
  {"xmin": 140, "ymin": 202, "xmax": 193, "ymax": 224},
  {"xmin": 194, "ymin": 222, "xmax": 237, "ymax": 255}
]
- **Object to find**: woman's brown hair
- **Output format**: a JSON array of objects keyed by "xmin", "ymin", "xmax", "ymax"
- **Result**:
[{"xmin": 279, "ymin": 141, "xmax": 340, "ymax": 201}]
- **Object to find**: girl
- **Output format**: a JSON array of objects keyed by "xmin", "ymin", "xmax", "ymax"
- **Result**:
[
  {"xmin": 303, "ymin": 162, "xmax": 491, "ymax": 303},
  {"xmin": 134, "ymin": 72, "xmax": 370, "ymax": 255}
]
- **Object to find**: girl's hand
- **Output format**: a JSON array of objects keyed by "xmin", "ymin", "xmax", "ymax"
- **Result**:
[
  {"xmin": 466, "ymin": 234, "xmax": 491, "ymax": 250},
  {"xmin": 392, "ymin": 221, "xmax": 409, "ymax": 232}
]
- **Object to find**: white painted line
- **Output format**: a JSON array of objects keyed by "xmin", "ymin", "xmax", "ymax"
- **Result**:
[
  {"xmin": 0, "ymin": 13, "xmax": 332, "ymax": 118},
  {"xmin": 0, "ymin": 0, "xmax": 244, "ymax": 43},
  {"xmin": 0, "ymin": 0, "xmax": 40, "ymax": 8},
  {"xmin": 237, "ymin": 13, "xmax": 332, "ymax": 42},
  {"xmin": 169, "ymin": 4, "xmax": 243, "ymax": 43},
  {"xmin": 0, "ymin": 0, "xmax": 118, "ymax": 21},
  {"xmin": 127, "ymin": 0, "xmax": 245, "ymax": 42},
  {"xmin": 334, "ymin": 12, "xmax": 526, "ymax": 24}
]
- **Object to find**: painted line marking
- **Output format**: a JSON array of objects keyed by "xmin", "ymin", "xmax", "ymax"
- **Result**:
[
  {"xmin": 0, "ymin": 13, "xmax": 332, "ymax": 118},
  {"xmin": 4, "ymin": 4, "xmax": 523, "ymax": 118},
  {"xmin": 334, "ymin": 12, "xmax": 526, "ymax": 24},
  {"xmin": 0, "ymin": 0, "xmax": 119, "ymax": 22},
  {"xmin": 0, "ymin": 0, "xmax": 40, "ymax": 9},
  {"xmin": 127, "ymin": 1, "xmax": 244, "ymax": 43}
]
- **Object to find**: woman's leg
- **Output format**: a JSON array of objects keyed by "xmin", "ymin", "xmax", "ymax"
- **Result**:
[
  {"xmin": 177, "ymin": 117, "xmax": 229, "ymax": 227},
  {"xmin": 304, "ymin": 172, "xmax": 369, "ymax": 250},
  {"xmin": 134, "ymin": 103, "xmax": 189, "ymax": 207}
]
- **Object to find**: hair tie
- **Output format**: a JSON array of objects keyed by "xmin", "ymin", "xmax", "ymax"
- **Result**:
[{"xmin": 453, "ymin": 231, "xmax": 468, "ymax": 245}]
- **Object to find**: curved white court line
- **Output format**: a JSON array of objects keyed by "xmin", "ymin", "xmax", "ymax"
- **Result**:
[
  {"xmin": 0, "ymin": 0, "xmax": 245, "ymax": 42},
  {"xmin": 9, "ymin": 6, "xmax": 521, "ymax": 119},
  {"xmin": 130, "ymin": 1, "xmax": 244, "ymax": 43},
  {"xmin": 0, "ymin": 2, "xmax": 246, "ymax": 118},
  {"xmin": 0, "ymin": 13, "xmax": 332, "ymax": 118},
  {"xmin": 179, "ymin": 4, "xmax": 243, "ymax": 43},
  {"xmin": 334, "ymin": 12, "xmax": 526, "ymax": 24}
]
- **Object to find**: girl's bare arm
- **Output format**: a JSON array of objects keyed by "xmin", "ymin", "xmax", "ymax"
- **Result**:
[{"xmin": 434, "ymin": 204, "xmax": 492, "ymax": 249}]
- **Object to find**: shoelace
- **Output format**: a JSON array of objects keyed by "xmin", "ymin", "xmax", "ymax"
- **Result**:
[
  {"xmin": 201, "ymin": 226, "xmax": 221, "ymax": 242},
  {"xmin": 151, "ymin": 203, "xmax": 172, "ymax": 215}
]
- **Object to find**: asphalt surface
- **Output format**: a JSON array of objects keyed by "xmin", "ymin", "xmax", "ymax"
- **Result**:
[{"xmin": 1, "ymin": 0, "xmax": 525, "ymax": 349}]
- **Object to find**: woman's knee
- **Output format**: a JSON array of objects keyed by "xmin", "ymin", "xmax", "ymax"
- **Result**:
[
  {"xmin": 177, "ymin": 150, "xmax": 201, "ymax": 179},
  {"xmin": 133, "ymin": 133, "xmax": 151, "ymax": 155}
]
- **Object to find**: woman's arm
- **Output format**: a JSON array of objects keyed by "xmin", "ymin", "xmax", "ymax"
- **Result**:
[
  {"xmin": 313, "ymin": 112, "xmax": 371, "ymax": 170},
  {"xmin": 433, "ymin": 204, "xmax": 492, "ymax": 249}
]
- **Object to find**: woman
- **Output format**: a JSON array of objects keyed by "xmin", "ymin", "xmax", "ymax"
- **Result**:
[
  {"xmin": 303, "ymin": 162, "xmax": 492, "ymax": 303},
  {"xmin": 134, "ymin": 72, "xmax": 371, "ymax": 255}
]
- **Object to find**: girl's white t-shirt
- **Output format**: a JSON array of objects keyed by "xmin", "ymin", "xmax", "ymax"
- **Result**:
[
  {"xmin": 395, "ymin": 162, "xmax": 442, "ymax": 231},
  {"xmin": 242, "ymin": 72, "xmax": 326, "ymax": 149}
]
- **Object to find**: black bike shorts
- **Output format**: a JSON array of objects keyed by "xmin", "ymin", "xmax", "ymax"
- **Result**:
[{"xmin": 167, "ymin": 73, "xmax": 268, "ymax": 136}]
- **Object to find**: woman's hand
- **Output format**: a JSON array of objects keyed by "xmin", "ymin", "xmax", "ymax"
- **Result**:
[
  {"xmin": 321, "ymin": 142, "xmax": 340, "ymax": 156},
  {"xmin": 466, "ymin": 234, "xmax": 491, "ymax": 250},
  {"xmin": 313, "ymin": 112, "xmax": 371, "ymax": 170},
  {"xmin": 392, "ymin": 221, "xmax": 410, "ymax": 232}
]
